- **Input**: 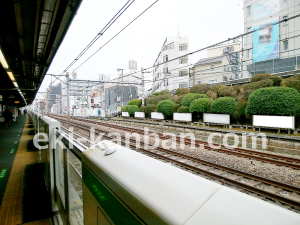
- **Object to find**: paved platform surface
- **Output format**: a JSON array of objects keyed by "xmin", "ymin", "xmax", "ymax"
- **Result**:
[{"xmin": 0, "ymin": 115, "xmax": 51, "ymax": 225}]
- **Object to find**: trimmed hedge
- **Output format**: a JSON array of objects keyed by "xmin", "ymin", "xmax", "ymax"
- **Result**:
[
  {"xmin": 176, "ymin": 88, "xmax": 190, "ymax": 95},
  {"xmin": 153, "ymin": 92, "xmax": 160, "ymax": 96},
  {"xmin": 174, "ymin": 94, "xmax": 186, "ymax": 104},
  {"xmin": 211, "ymin": 97, "xmax": 237, "ymax": 115},
  {"xmin": 146, "ymin": 94, "xmax": 174, "ymax": 105},
  {"xmin": 157, "ymin": 100, "xmax": 175, "ymax": 116},
  {"xmin": 251, "ymin": 73, "xmax": 271, "ymax": 82},
  {"xmin": 139, "ymin": 106, "xmax": 146, "ymax": 112},
  {"xmin": 206, "ymin": 90, "xmax": 218, "ymax": 99},
  {"xmin": 190, "ymin": 83, "xmax": 211, "ymax": 94},
  {"xmin": 242, "ymin": 79, "xmax": 273, "ymax": 91},
  {"xmin": 181, "ymin": 93, "xmax": 208, "ymax": 107},
  {"xmin": 189, "ymin": 98, "xmax": 212, "ymax": 113},
  {"xmin": 177, "ymin": 106, "xmax": 189, "ymax": 113},
  {"xmin": 284, "ymin": 80, "xmax": 300, "ymax": 92},
  {"xmin": 121, "ymin": 105, "xmax": 129, "ymax": 112},
  {"xmin": 172, "ymin": 104, "xmax": 181, "ymax": 113},
  {"xmin": 127, "ymin": 105, "xmax": 140, "ymax": 116},
  {"xmin": 160, "ymin": 89, "xmax": 170, "ymax": 95},
  {"xmin": 137, "ymin": 99, "xmax": 142, "ymax": 107},
  {"xmin": 128, "ymin": 99, "xmax": 139, "ymax": 105},
  {"xmin": 219, "ymin": 86, "xmax": 238, "ymax": 97},
  {"xmin": 268, "ymin": 76, "xmax": 282, "ymax": 86},
  {"xmin": 246, "ymin": 87, "xmax": 300, "ymax": 116},
  {"xmin": 233, "ymin": 102, "xmax": 248, "ymax": 120}
]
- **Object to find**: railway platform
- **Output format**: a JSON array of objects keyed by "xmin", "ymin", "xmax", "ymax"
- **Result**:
[{"xmin": 0, "ymin": 115, "xmax": 51, "ymax": 225}]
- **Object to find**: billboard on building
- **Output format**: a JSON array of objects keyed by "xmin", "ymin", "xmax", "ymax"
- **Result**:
[
  {"xmin": 253, "ymin": 0, "xmax": 279, "ymax": 20},
  {"xmin": 117, "ymin": 96, "xmax": 121, "ymax": 102},
  {"xmin": 253, "ymin": 18, "xmax": 279, "ymax": 62}
]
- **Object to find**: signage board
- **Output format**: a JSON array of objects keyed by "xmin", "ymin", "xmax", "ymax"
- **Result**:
[
  {"xmin": 122, "ymin": 112, "xmax": 130, "ymax": 117},
  {"xmin": 173, "ymin": 113, "xmax": 192, "ymax": 122},
  {"xmin": 253, "ymin": 0, "xmax": 279, "ymax": 20},
  {"xmin": 253, "ymin": 17, "xmax": 279, "ymax": 62},
  {"xmin": 134, "ymin": 112, "xmax": 145, "ymax": 118},
  {"xmin": 253, "ymin": 115, "xmax": 294, "ymax": 129},
  {"xmin": 151, "ymin": 112, "xmax": 164, "ymax": 120},
  {"xmin": 203, "ymin": 113, "xmax": 230, "ymax": 124}
]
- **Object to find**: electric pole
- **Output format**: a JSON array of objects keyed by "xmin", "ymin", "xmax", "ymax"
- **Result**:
[
  {"xmin": 116, "ymin": 68, "xmax": 124, "ymax": 112},
  {"xmin": 66, "ymin": 72, "xmax": 70, "ymax": 129},
  {"xmin": 141, "ymin": 68, "xmax": 151, "ymax": 106}
]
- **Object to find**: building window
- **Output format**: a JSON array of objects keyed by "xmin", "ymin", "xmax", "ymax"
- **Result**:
[
  {"xmin": 247, "ymin": 49, "xmax": 250, "ymax": 58},
  {"xmin": 163, "ymin": 67, "xmax": 168, "ymax": 74},
  {"xmin": 283, "ymin": 40, "xmax": 288, "ymax": 51},
  {"xmin": 223, "ymin": 46, "xmax": 234, "ymax": 54},
  {"xmin": 247, "ymin": 6, "xmax": 251, "ymax": 16},
  {"xmin": 283, "ymin": 15, "xmax": 288, "ymax": 26},
  {"xmin": 179, "ymin": 44, "xmax": 188, "ymax": 51},
  {"xmin": 163, "ymin": 55, "xmax": 168, "ymax": 62},
  {"xmin": 179, "ymin": 82, "xmax": 188, "ymax": 88},
  {"xmin": 197, "ymin": 80, "xmax": 202, "ymax": 84},
  {"xmin": 211, "ymin": 65, "xmax": 214, "ymax": 71},
  {"xmin": 179, "ymin": 57, "xmax": 188, "ymax": 64},
  {"xmin": 164, "ymin": 79, "xmax": 168, "ymax": 86},
  {"xmin": 209, "ymin": 79, "xmax": 217, "ymax": 84},
  {"xmin": 247, "ymin": 27, "xmax": 251, "ymax": 37},
  {"xmin": 179, "ymin": 70, "xmax": 188, "ymax": 76}
]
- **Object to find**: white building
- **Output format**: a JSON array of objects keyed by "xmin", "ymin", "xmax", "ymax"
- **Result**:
[
  {"xmin": 243, "ymin": 0, "xmax": 300, "ymax": 77},
  {"xmin": 152, "ymin": 34, "xmax": 190, "ymax": 93}
]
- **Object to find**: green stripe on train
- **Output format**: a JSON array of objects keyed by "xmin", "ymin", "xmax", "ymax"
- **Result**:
[
  {"xmin": 0, "ymin": 169, "xmax": 7, "ymax": 178},
  {"xmin": 83, "ymin": 165, "xmax": 143, "ymax": 224}
]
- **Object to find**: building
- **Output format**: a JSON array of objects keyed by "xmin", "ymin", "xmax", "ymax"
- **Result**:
[
  {"xmin": 243, "ymin": 0, "xmax": 300, "ymax": 77},
  {"xmin": 190, "ymin": 40, "xmax": 242, "ymax": 85},
  {"xmin": 152, "ymin": 34, "xmax": 190, "ymax": 93},
  {"xmin": 105, "ymin": 85, "xmax": 138, "ymax": 114}
]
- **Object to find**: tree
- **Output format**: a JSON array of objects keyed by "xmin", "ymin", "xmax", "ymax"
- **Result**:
[{"xmin": 156, "ymin": 100, "xmax": 175, "ymax": 117}]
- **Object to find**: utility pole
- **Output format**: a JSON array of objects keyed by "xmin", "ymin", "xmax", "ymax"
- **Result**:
[
  {"xmin": 66, "ymin": 72, "xmax": 70, "ymax": 129},
  {"xmin": 141, "ymin": 68, "xmax": 151, "ymax": 106},
  {"xmin": 116, "ymin": 68, "xmax": 124, "ymax": 112},
  {"xmin": 241, "ymin": 35, "xmax": 244, "ymax": 79}
]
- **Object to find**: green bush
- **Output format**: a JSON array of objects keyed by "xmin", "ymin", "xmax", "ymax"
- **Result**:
[
  {"xmin": 157, "ymin": 100, "xmax": 175, "ymax": 116},
  {"xmin": 251, "ymin": 73, "xmax": 271, "ymax": 82},
  {"xmin": 190, "ymin": 83, "xmax": 212, "ymax": 94},
  {"xmin": 207, "ymin": 99, "xmax": 213, "ymax": 113},
  {"xmin": 139, "ymin": 106, "xmax": 146, "ymax": 112},
  {"xmin": 153, "ymin": 92, "xmax": 160, "ymax": 96},
  {"xmin": 233, "ymin": 102, "xmax": 248, "ymax": 120},
  {"xmin": 268, "ymin": 76, "xmax": 282, "ymax": 86},
  {"xmin": 181, "ymin": 93, "xmax": 208, "ymax": 107},
  {"xmin": 246, "ymin": 87, "xmax": 300, "ymax": 116},
  {"xmin": 177, "ymin": 106, "xmax": 189, "ymax": 113},
  {"xmin": 144, "ymin": 104, "xmax": 156, "ymax": 117},
  {"xmin": 128, "ymin": 99, "xmax": 139, "ymax": 105},
  {"xmin": 206, "ymin": 90, "xmax": 218, "ymax": 99},
  {"xmin": 174, "ymin": 94, "xmax": 186, "ymax": 104},
  {"xmin": 127, "ymin": 105, "xmax": 140, "ymax": 117},
  {"xmin": 218, "ymin": 86, "xmax": 238, "ymax": 97},
  {"xmin": 242, "ymin": 79, "xmax": 273, "ymax": 91},
  {"xmin": 160, "ymin": 89, "xmax": 170, "ymax": 95},
  {"xmin": 176, "ymin": 88, "xmax": 190, "ymax": 95},
  {"xmin": 211, "ymin": 97, "xmax": 237, "ymax": 115},
  {"xmin": 284, "ymin": 80, "xmax": 300, "ymax": 92},
  {"xmin": 189, "ymin": 98, "xmax": 212, "ymax": 113},
  {"xmin": 137, "ymin": 99, "xmax": 142, "ymax": 107},
  {"xmin": 172, "ymin": 104, "xmax": 181, "ymax": 113},
  {"xmin": 121, "ymin": 105, "xmax": 129, "ymax": 112},
  {"xmin": 146, "ymin": 94, "xmax": 174, "ymax": 105}
]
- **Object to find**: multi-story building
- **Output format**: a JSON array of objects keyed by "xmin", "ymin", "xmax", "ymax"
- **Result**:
[
  {"xmin": 152, "ymin": 34, "xmax": 190, "ymax": 93},
  {"xmin": 190, "ymin": 40, "xmax": 242, "ymax": 85},
  {"xmin": 105, "ymin": 85, "xmax": 138, "ymax": 114},
  {"xmin": 243, "ymin": 0, "xmax": 300, "ymax": 77}
]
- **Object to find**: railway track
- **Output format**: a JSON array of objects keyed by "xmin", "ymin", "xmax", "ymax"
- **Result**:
[
  {"xmin": 54, "ymin": 115, "xmax": 300, "ymax": 170},
  {"xmin": 52, "ymin": 115, "xmax": 300, "ymax": 209}
]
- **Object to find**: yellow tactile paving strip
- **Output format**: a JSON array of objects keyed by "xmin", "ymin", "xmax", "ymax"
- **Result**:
[{"xmin": 0, "ymin": 117, "xmax": 51, "ymax": 225}]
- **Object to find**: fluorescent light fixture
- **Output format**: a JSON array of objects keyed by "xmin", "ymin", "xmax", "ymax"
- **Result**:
[
  {"xmin": 14, "ymin": 101, "xmax": 20, "ymax": 104},
  {"xmin": 7, "ymin": 72, "xmax": 15, "ymax": 81},
  {"xmin": 0, "ymin": 49, "xmax": 9, "ymax": 69},
  {"xmin": 13, "ymin": 82, "xmax": 19, "ymax": 87}
]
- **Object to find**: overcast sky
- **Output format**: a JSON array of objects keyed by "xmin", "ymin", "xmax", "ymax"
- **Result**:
[{"xmin": 37, "ymin": 0, "xmax": 244, "ymax": 99}]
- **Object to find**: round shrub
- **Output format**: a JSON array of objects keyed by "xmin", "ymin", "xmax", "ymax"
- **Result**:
[
  {"xmin": 211, "ymin": 97, "xmax": 237, "ymax": 115},
  {"xmin": 242, "ymin": 79, "xmax": 273, "ymax": 91},
  {"xmin": 181, "ymin": 93, "xmax": 208, "ymax": 107},
  {"xmin": 145, "ymin": 104, "xmax": 156, "ymax": 114},
  {"xmin": 127, "ymin": 105, "xmax": 140, "ymax": 117},
  {"xmin": 157, "ymin": 100, "xmax": 175, "ymax": 116},
  {"xmin": 137, "ymin": 99, "xmax": 142, "ymax": 107},
  {"xmin": 219, "ymin": 86, "xmax": 238, "ymax": 97},
  {"xmin": 189, "ymin": 98, "xmax": 212, "ymax": 113},
  {"xmin": 160, "ymin": 89, "xmax": 170, "ymax": 95},
  {"xmin": 177, "ymin": 106, "xmax": 189, "ymax": 113},
  {"xmin": 190, "ymin": 83, "xmax": 211, "ymax": 94},
  {"xmin": 174, "ymin": 94, "xmax": 186, "ymax": 104},
  {"xmin": 172, "ymin": 104, "xmax": 180, "ymax": 113},
  {"xmin": 139, "ymin": 106, "xmax": 146, "ymax": 112},
  {"xmin": 251, "ymin": 73, "xmax": 271, "ymax": 82},
  {"xmin": 128, "ymin": 99, "xmax": 139, "ymax": 105},
  {"xmin": 206, "ymin": 90, "xmax": 218, "ymax": 99},
  {"xmin": 284, "ymin": 80, "xmax": 300, "ymax": 92},
  {"xmin": 268, "ymin": 76, "xmax": 282, "ymax": 86},
  {"xmin": 146, "ymin": 94, "xmax": 174, "ymax": 105},
  {"xmin": 233, "ymin": 102, "xmax": 248, "ymax": 120},
  {"xmin": 246, "ymin": 87, "xmax": 300, "ymax": 116},
  {"xmin": 176, "ymin": 88, "xmax": 190, "ymax": 95},
  {"xmin": 152, "ymin": 92, "xmax": 160, "ymax": 96},
  {"xmin": 121, "ymin": 105, "xmax": 129, "ymax": 112}
]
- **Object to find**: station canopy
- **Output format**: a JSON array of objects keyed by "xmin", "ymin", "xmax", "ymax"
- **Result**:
[{"xmin": 0, "ymin": 0, "xmax": 82, "ymax": 107}]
